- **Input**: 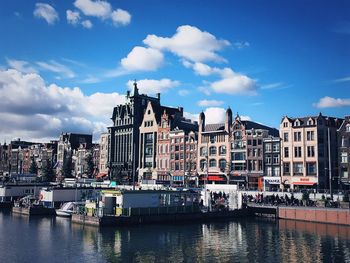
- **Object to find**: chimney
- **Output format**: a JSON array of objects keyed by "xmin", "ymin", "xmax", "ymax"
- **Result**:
[{"xmin": 157, "ymin": 93, "xmax": 160, "ymax": 100}]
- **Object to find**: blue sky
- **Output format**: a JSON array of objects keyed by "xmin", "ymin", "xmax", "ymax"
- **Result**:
[{"xmin": 0, "ymin": 0, "xmax": 349, "ymax": 142}]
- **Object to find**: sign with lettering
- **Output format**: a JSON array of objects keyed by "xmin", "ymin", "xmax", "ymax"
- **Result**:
[{"xmin": 263, "ymin": 177, "xmax": 281, "ymax": 185}]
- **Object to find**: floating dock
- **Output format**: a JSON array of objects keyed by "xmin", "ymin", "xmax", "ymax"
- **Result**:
[
  {"xmin": 72, "ymin": 209, "xmax": 249, "ymax": 227},
  {"xmin": 12, "ymin": 206, "xmax": 56, "ymax": 216}
]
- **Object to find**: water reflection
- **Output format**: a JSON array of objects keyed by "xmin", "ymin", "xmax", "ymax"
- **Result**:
[{"xmin": 0, "ymin": 212, "xmax": 349, "ymax": 263}]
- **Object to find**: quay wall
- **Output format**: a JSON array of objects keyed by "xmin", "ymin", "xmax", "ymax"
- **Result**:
[{"xmin": 278, "ymin": 207, "xmax": 350, "ymax": 226}]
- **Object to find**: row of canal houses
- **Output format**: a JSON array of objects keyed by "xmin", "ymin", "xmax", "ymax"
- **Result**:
[
  {"xmin": 106, "ymin": 83, "xmax": 350, "ymax": 191},
  {"xmin": 0, "ymin": 82, "xmax": 349, "ymax": 191}
]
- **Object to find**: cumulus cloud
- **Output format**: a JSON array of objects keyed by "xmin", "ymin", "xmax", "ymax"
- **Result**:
[
  {"xmin": 0, "ymin": 69, "xmax": 125, "ymax": 142},
  {"xmin": 73, "ymin": 0, "xmax": 131, "ymax": 26},
  {"xmin": 197, "ymin": 100, "xmax": 224, "ymax": 107},
  {"xmin": 66, "ymin": 9, "xmax": 80, "ymax": 25},
  {"xmin": 81, "ymin": 19, "xmax": 93, "ymax": 28},
  {"xmin": 33, "ymin": 3, "xmax": 59, "ymax": 25},
  {"xmin": 121, "ymin": 47, "xmax": 164, "ymax": 72},
  {"xmin": 313, "ymin": 96, "xmax": 350, "ymax": 108},
  {"xmin": 74, "ymin": 0, "xmax": 111, "ymax": 18},
  {"xmin": 111, "ymin": 9, "xmax": 131, "ymax": 26},
  {"xmin": 143, "ymin": 25, "xmax": 230, "ymax": 63},
  {"xmin": 185, "ymin": 107, "xmax": 226, "ymax": 124},
  {"xmin": 186, "ymin": 61, "xmax": 257, "ymax": 95},
  {"xmin": 126, "ymin": 79, "xmax": 180, "ymax": 95}
]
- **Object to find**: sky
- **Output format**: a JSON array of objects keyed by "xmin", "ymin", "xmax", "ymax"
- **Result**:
[{"xmin": 0, "ymin": 0, "xmax": 349, "ymax": 143}]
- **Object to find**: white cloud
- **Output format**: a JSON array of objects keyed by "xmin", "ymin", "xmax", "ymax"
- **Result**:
[
  {"xmin": 240, "ymin": 115, "xmax": 251, "ymax": 121},
  {"xmin": 121, "ymin": 46, "xmax": 164, "ymax": 72},
  {"xmin": 36, "ymin": 60, "xmax": 75, "ymax": 78},
  {"xmin": 0, "ymin": 69, "xmax": 125, "ymax": 142},
  {"xmin": 313, "ymin": 96, "xmax": 350, "ymax": 108},
  {"xmin": 33, "ymin": 3, "xmax": 59, "ymax": 25},
  {"xmin": 186, "ymin": 61, "xmax": 257, "ymax": 95},
  {"xmin": 126, "ymin": 79, "xmax": 180, "ymax": 95},
  {"xmin": 81, "ymin": 19, "xmax": 93, "ymax": 28},
  {"xmin": 6, "ymin": 59, "xmax": 37, "ymax": 74},
  {"xmin": 73, "ymin": 0, "xmax": 131, "ymax": 27},
  {"xmin": 184, "ymin": 107, "xmax": 225, "ymax": 124},
  {"xmin": 66, "ymin": 10, "xmax": 80, "ymax": 25},
  {"xmin": 334, "ymin": 76, "xmax": 350, "ymax": 83},
  {"xmin": 234, "ymin": 41, "xmax": 250, "ymax": 49},
  {"xmin": 74, "ymin": 0, "xmax": 111, "ymax": 19},
  {"xmin": 111, "ymin": 9, "xmax": 131, "ymax": 26},
  {"xmin": 198, "ymin": 86, "xmax": 211, "ymax": 96},
  {"xmin": 197, "ymin": 99, "xmax": 224, "ymax": 107},
  {"xmin": 143, "ymin": 25, "xmax": 230, "ymax": 63}
]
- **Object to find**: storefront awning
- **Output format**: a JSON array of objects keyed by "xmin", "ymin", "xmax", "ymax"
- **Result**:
[
  {"xmin": 208, "ymin": 175, "xmax": 225, "ymax": 181},
  {"xmin": 293, "ymin": 182, "xmax": 316, "ymax": 185}
]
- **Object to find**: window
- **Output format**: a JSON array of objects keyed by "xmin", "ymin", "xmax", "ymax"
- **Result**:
[
  {"xmin": 200, "ymin": 147, "xmax": 207, "ymax": 156},
  {"xmin": 283, "ymin": 122, "xmax": 288, "ymax": 128},
  {"xmin": 293, "ymin": 162, "xmax": 303, "ymax": 175},
  {"xmin": 294, "ymin": 132, "xmax": 301, "ymax": 141},
  {"xmin": 283, "ymin": 133, "xmax": 289, "ymax": 142},
  {"xmin": 294, "ymin": 147, "xmax": 302, "ymax": 158},
  {"xmin": 219, "ymin": 146, "xmax": 226, "ymax": 155},
  {"xmin": 265, "ymin": 156, "xmax": 271, "ymax": 164},
  {"xmin": 219, "ymin": 159, "xmax": 226, "ymax": 170},
  {"xmin": 307, "ymin": 131, "xmax": 315, "ymax": 141},
  {"xmin": 306, "ymin": 162, "xmax": 317, "ymax": 175},
  {"xmin": 347, "ymin": 125, "xmax": 350, "ymax": 132},
  {"xmin": 272, "ymin": 143, "xmax": 279, "ymax": 152},
  {"xmin": 200, "ymin": 159, "xmax": 206, "ymax": 170},
  {"xmin": 232, "ymin": 163, "xmax": 246, "ymax": 171},
  {"xmin": 209, "ymin": 146, "xmax": 217, "ymax": 155},
  {"xmin": 307, "ymin": 146, "xmax": 315, "ymax": 157},
  {"xmin": 283, "ymin": 163, "xmax": 290, "ymax": 175},
  {"xmin": 266, "ymin": 167, "xmax": 272, "ymax": 176},
  {"xmin": 209, "ymin": 159, "xmax": 217, "ymax": 167},
  {"xmin": 258, "ymin": 139, "xmax": 262, "ymax": 145},
  {"xmin": 265, "ymin": 143, "xmax": 272, "ymax": 152},
  {"xmin": 273, "ymin": 167, "xmax": 280, "ymax": 176},
  {"xmin": 234, "ymin": 131, "xmax": 242, "ymax": 140},
  {"xmin": 341, "ymin": 169, "xmax": 348, "ymax": 179},
  {"xmin": 253, "ymin": 149, "xmax": 258, "ymax": 157},
  {"xmin": 247, "ymin": 140, "xmax": 252, "ymax": 145},
  {"xmin": 253, "ymin": 140, "xmax": 257, "ymax": 146},
  {"xmin": 273, "ymin": 156, "xmax": 279, "ymax": 164},
  {"xmin": 284, "ymin": 147, "xmax": 289, "ymax": 158},
  {"xmin": 341, "ymin": 152, "xmax": 348, "ymax": 163},
  {"xmin": 232, "ymin": 152, "xmax": 246, "ymax": 161}
]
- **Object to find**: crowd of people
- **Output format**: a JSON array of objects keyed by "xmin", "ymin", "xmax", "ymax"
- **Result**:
[{"xmin": 242, "ymin": 193, "xmax": 341, "ymax": 208}]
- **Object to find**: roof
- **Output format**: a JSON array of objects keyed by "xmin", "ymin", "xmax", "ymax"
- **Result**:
[
  {"xmin": 241, "ymin": 120, "xmax": 279, "ymax": 137},
  {"xmin": 282, "ymin": 115, "xmax": 344, "ymax": 128},
  {"xmin": 204, "ymin": 123, "xmax": 225, "ymax": 132}
]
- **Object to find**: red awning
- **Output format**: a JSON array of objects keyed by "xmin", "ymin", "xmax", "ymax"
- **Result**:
[
  {"xmin": 293, "ymin": 182, "xmax": 316, "ymax": 185},
  {"xmin": 96, "ymin": 172, "xmax": 107, "ymax": 179},
  {"xmin": 208, "ymin": 175, "xmax": 225, "ymax": 181}
]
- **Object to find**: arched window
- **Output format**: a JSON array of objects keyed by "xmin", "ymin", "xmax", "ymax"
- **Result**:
[
  {"xmin": 219, "ymin": 159, "xmax": 226, "ymax": 170},
  {"xmin": 209, "ymin": 159, "xmax": 217, "ymax": 167},
  {"xmin": 219, "ymin": 146, "xmax": 226, "ymax": 155},
  {"xmin": 200, "ymin": 159, "xmax": 206, "ymax": 170},
  {"xmin": 209, "ymin": 146, "xmax": 217, "ymax": 155}
]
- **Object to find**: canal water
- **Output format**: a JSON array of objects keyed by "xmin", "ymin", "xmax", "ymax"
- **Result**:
[{"xmin": 0, "ymin": 211, "xmax": 349, "ymax": 263}]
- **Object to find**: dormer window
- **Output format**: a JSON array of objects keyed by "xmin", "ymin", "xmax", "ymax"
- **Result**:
[
  {"xmin": 307, "ymin": 119, "xmax": 313, "ymax": 126},
  {"xmin": 346, "ymin": 125, "xmax": 350, "ymax": 132},
  {"xmin": 294, "ymin": 120, "xmax": 300, "ymax": 127}
]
